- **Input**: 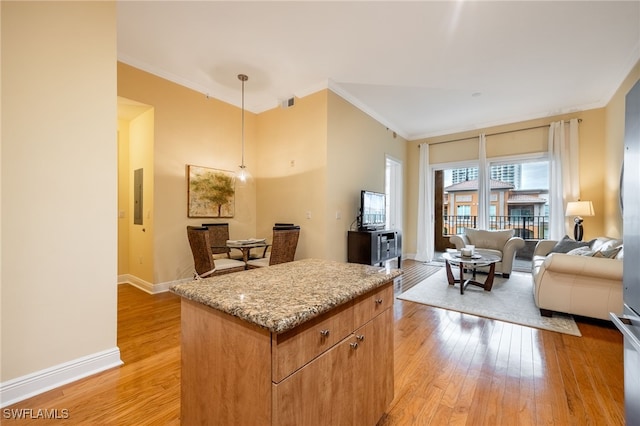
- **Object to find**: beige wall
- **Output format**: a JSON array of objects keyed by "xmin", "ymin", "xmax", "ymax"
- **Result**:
[
  {"xmin": 1, "ymin": 2, "xmax": 118, "ymax": 380},
  {"xmin": 255, "ymin": 91, "xmax": 328, "ymax": 259},
  {"xmin": 127, "ymin": 109, "xmax": 155, "ymax": 282},
  {"xmin": 327, "ymin": 92, "xmax": 407, "ymax": 261},
  {"xmin": 604, "ymin": 60, "xmax": 640, "ymax": 237},
  {"xmin": 256, "ymin": 89, "xmax": 408, "ymax": 262},
  {"xmin": 117, "ymin": 63, "xmax": 257, "ymax": 285},
  {"xmin": 118, "ymin": 120, "xmax": 131, "ymax": 275}
]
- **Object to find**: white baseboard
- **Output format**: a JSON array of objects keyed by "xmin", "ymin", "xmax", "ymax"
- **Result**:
[
  {"xmin": 0, "ymin": 347, "xmax": 122, "ymax": 408},
  {"xmin": 118, "ymin": 273, "xmax": 154, "ymax": 293},
  {"xmin": 118, "ymin": 274, "xmax": 191, "ymax": 294}
]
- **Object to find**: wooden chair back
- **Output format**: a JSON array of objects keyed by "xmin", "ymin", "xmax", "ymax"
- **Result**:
[
  {"xmin": 202, "ymin": 223, "xmax": 231, "ymax": 258},
  {"xmin": 186, "ymin": 226, "xmax": 216, "ymax": 278},
  {"xmin": 269, "ymin": 226, "xmax": 300, "ymax": 265}
]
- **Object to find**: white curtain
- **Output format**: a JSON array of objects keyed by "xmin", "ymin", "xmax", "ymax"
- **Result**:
[
  {"xmin": 477, "ymin": 133, "xmax": 491, "ymax": 230},
  {"xmin": 415, "ymin": 143, "xmax": 433, "ymax": 262},
  {"xmin": 548, "ymin": 118, "xmax": 580, "ymax": 239}
]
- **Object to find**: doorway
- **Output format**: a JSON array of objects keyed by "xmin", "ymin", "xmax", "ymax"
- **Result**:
[{"xmin": 117, "ymin": 97, "xmax": 155, "ymax": 286}]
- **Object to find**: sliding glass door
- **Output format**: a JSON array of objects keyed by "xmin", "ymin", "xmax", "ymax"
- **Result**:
[{"xmin": 435, "ymin": 158, "xmax": 549, "ymax": 252}]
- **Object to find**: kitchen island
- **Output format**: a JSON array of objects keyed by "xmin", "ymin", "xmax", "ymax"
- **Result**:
[{"xmin": 171, "ymin": 258, "xmax": 402, "ymax": 426}]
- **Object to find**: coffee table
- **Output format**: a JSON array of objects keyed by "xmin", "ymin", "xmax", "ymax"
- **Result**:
[{"xmin": 442, "ymin": 251, "xmax": 501, "ymax": 294}]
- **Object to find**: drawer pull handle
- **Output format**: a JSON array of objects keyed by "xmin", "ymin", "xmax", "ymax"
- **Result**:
[
  {"xmin": 375, "ymin": 298, "xmax": 383, "ymax": 304},
  {"xmin": 356, "ymin": 334, "xmax": 365, "ymax": 342},
  {"xmin": 320, "ymin": 329, "xmax": 330, "ymax": 337},
  {"xmin": 350, "ymin": 342, "xmax": 359, "ymax": 349}
]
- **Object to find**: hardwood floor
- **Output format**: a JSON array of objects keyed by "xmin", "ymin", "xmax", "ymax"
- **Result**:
[{"xmin": 3, "ymin": 260, "xmax": 624, "ymax": 425}]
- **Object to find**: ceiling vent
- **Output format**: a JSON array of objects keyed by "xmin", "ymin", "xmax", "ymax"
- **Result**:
[{"xmin": 280, "ymin": 97, "xmax": 295, "ymax": 109}]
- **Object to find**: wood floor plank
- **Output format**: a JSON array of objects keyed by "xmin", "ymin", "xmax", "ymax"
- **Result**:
[
  {"xmin": 541, "ymin": 331, "xmax": 574, "ymax": 425},
  {"xmin": 532, "ymin": 328, "xmax": 557, "ymax": 425},
  {"xmin": 555, "ymin": 334, "xmax": 591, "ymax": 425},
  {"xmin": 484, "ymin": 321, "xmax": 512, "ymax": 425},
  {"xmin": 466, "ymin": 320, "xmax": 505, "ymax": 425},
  {"xmin": 2, "ymin": 260, "xmax": 624, "ymax": 425},
  {"xmin": 517, "ymin": 327, "xmax": 537, "ymax": 426},
  {"xmin": 500, "ymin": 324, "xmax": 523, "ymax": 425}
]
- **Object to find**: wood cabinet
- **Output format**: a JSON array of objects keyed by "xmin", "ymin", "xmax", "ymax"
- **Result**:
[
  {"xmin": 348, "ymin": 230, "xmax": 402, "ymax": 268},
  {"xmin": 180, "ymin": 281, "xmax": 394, "ymax": 425}
]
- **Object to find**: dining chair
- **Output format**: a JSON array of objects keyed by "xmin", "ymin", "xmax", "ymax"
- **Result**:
[
  {"xmin": 246, "ymin": 225, "xmax": 300, "ymax": 269},
  {"xmin": 186, "ymin": 226, "xmax": 245, "ymax": 278},
  {"xmin": 201, "ymin": 222, "xmax": 243, "ymax": 260}
]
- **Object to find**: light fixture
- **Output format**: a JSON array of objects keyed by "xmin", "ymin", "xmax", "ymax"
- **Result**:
[
  {"xmin": 236, "ymin": 73, "xmax": 252, "ymax": 185},
  {"xmin": 565, "ymin": 201, "xmax": 595, "ymax": 241}
]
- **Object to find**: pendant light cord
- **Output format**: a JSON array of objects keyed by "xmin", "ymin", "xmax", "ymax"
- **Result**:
[{"xmin": 238, "ymin": 74, "xmax": 248, "ymax": 168}]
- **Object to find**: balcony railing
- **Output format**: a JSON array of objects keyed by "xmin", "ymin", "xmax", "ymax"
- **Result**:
[{"xmin": 443, "ymin": 215, "xmax": 549, "ymax": 240}]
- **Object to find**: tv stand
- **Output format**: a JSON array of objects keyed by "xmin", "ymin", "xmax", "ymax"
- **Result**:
[{"xmin": 348, "ymin": 229, "xmax": 402, "ymax": 268}]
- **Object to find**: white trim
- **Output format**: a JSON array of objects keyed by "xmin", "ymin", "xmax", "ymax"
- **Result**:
[
  {"xmin": 385, "ymin": 154, "xmax": 404, "ymax": 233},
  {"xmin": 117, "ymin": 273, "xmax": 154, "ymax": 293},
  {"xmin": 0, "ymin": 348, "xmax": 122, "ymax": 408},
  {"xmin": 327, "ymin": 80, "xmax": 409, "ymax": 140},
  {"xmin": 118, "ymin": 274, "xmax": 192, "ymax": 294}
]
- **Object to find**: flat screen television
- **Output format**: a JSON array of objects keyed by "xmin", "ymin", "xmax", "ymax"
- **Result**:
[{"xmin": 359, "ymin": 190, "xmax": 386, "ymax": 231}]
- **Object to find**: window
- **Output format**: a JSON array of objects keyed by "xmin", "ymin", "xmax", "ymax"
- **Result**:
[
  {"xmin": 457, "ymin": 205, "xmax": 471, "ymax": 216},
  {"xmin": 441, "ymin": 158, "xmax": 549, "ymax": 239}
]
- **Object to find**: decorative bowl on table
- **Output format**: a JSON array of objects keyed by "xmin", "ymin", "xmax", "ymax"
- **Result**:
[{"xmin": 455, "ymin": 252, "xmax": 482, "ymax": 259}]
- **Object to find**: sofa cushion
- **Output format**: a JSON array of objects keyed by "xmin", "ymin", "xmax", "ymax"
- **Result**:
[
  {"xmin": 464, "ymin": 228, "xmax": 514, "ymax": 251},
  {"xmin": 591, "ymin": 237, "xmax": 623, "ymax": 252},
  {"xmin": 549, "ymin": 235, "xmax": 590, "ymax": 254}
]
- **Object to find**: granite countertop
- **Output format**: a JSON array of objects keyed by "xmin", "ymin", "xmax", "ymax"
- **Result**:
[{"xmin": 170, "ymin": 258, "xmax": 402, "ymax": 334}]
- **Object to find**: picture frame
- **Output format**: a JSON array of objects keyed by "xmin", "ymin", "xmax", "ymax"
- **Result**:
[{"xmin": 187, "ymin": 165, "xmax": 235, "ymax": 218}]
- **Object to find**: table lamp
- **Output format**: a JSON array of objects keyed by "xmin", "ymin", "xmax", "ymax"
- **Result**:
[{"xmin": 565, "ymin": 201, "xmax": 594, "ymax": 241}]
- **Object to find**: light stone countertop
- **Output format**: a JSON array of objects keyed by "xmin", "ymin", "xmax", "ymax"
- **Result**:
[{"xmin": 170, "ymin": 258, "xmax": 402, "ymax": 334}]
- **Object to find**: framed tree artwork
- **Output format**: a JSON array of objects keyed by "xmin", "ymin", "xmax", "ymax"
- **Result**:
[{"xmin": 187, "ymin": 165, "xmax": 235, "ymax": 218}]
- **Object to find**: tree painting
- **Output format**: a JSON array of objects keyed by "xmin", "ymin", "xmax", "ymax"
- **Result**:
[{"xmin": 187, "ymin": 165, "xmax": 235, "ymax": 217}]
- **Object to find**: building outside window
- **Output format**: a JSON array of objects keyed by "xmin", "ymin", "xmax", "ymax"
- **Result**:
[{"xmin": 442, "ymin": 161, "xmax": 549, "ymax": 239}]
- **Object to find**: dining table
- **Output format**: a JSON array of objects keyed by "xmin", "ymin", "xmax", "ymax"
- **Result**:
[{"xmin": 222, "ymin": 239, "xmax": 268, "ymax": 263}]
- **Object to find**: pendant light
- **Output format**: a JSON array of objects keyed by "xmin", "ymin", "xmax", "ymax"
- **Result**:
[{"xmin": 236, "ymin": 73, "xmax": 252, "ymax": 185}]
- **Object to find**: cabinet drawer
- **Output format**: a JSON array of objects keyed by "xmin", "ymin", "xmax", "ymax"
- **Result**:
[
  {"xmin": 353, "ymin": 282, "xmax": 393, "ymax": 328},
  {"xmin": 272, "ymin": 337, "xmax": 353, "ymax": 426},
  {"xmin": 272, "ymin": 302, "xmax": 354, "ymax": 383}
]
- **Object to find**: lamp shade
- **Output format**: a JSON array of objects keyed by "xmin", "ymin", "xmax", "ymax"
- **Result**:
[{"xmin": 565, "ymin": 201, "xmax": 595, "ymax": 217}]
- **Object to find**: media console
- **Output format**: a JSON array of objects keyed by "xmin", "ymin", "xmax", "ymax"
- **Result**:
[{"xmin": 347, "ymin": 229, "xmax": 402, "ymax": 268}]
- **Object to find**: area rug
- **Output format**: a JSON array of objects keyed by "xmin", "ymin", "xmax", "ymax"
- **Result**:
[{"xmin": 397, "ymin": 268, "xmax": 581, "ymax": 336}]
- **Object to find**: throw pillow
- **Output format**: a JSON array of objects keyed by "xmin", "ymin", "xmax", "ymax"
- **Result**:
[
  {"xmin": 549, "ymin": 235, "xmax": 590, "ymax": 254},
  {"xmin": 593, "ymin": 247, "xmax": 622, "ymax": 259},
  {"xmin": 566, "ymin": 246, "xmax": 594, "ymax": 256}
]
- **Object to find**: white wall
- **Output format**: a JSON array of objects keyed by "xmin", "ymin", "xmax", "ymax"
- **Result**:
[{"xmin": 1, "ymin": 1, "xmax": 120, "ymax": 397}]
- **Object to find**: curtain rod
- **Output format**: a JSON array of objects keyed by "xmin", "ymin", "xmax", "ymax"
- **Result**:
[{"xmin": 424, "ymin": 118, "xmax": 582, "ymax": 146}]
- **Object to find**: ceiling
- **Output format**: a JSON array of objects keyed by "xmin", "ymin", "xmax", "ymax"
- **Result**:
[{"xmin": 117, "ymin": 1, "xmax": 640, "ymax": 140}]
